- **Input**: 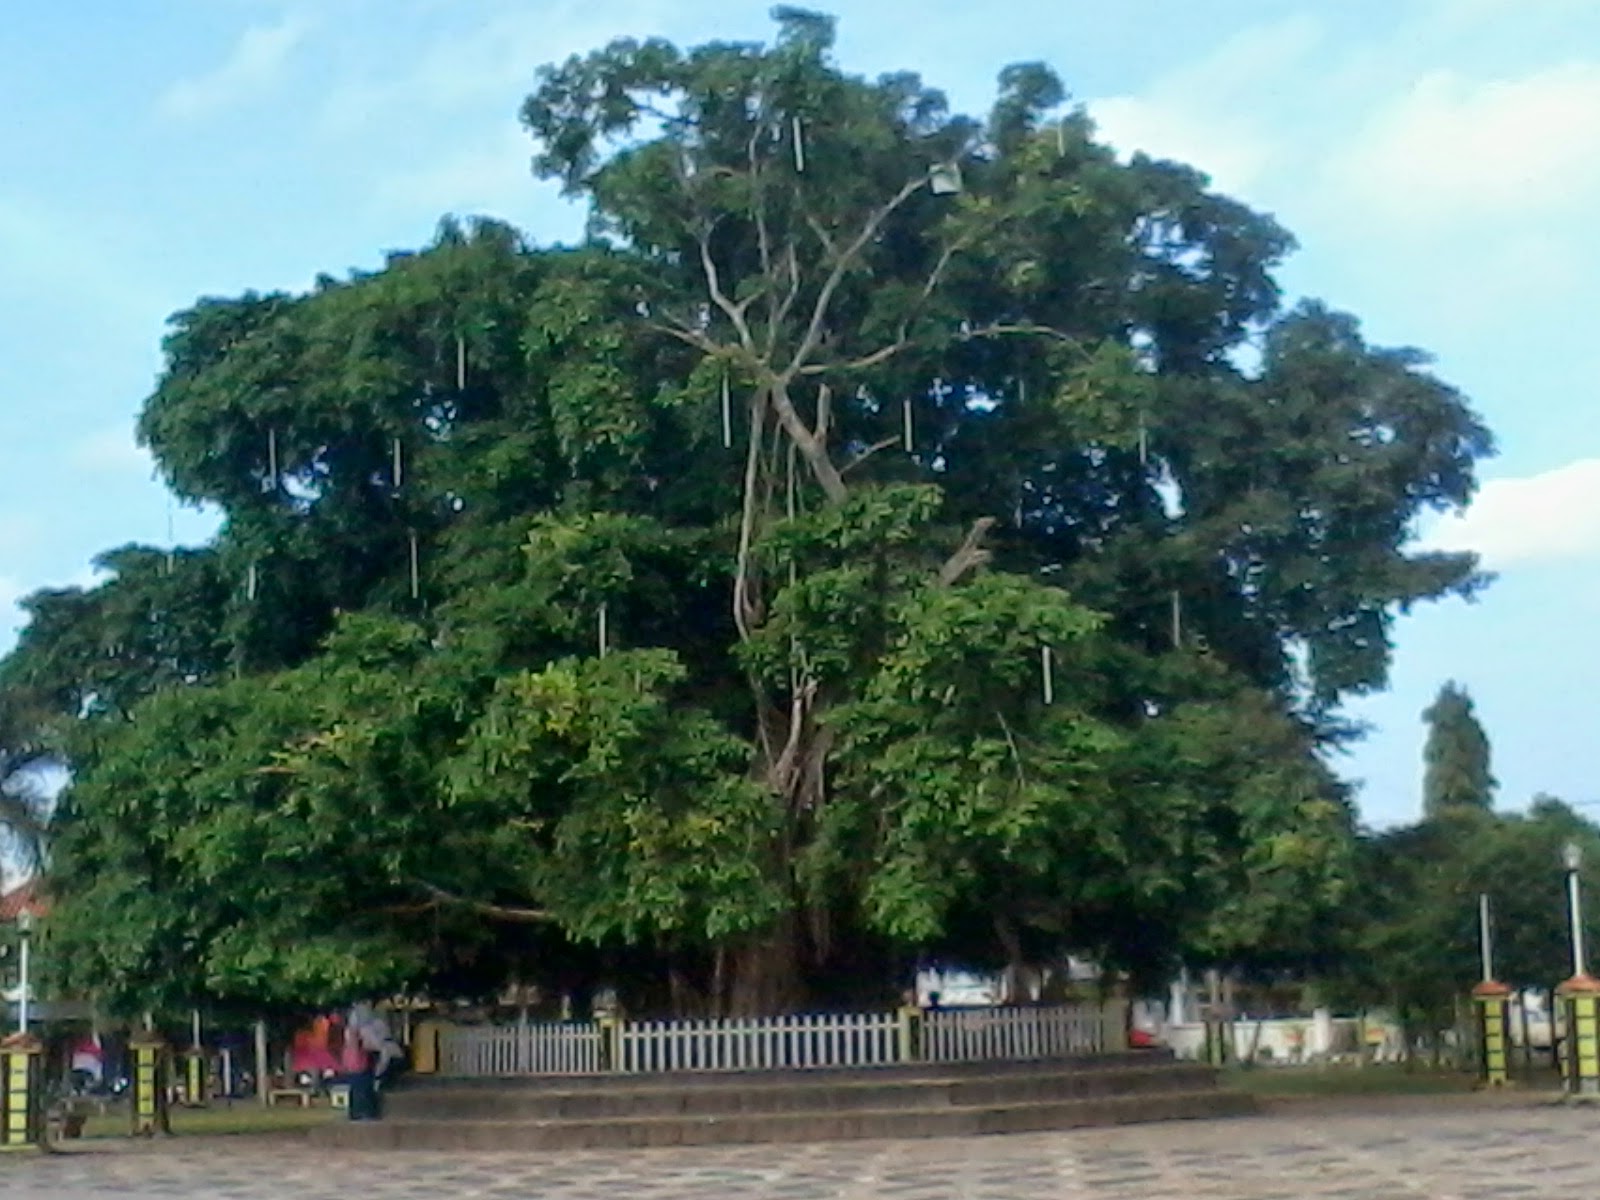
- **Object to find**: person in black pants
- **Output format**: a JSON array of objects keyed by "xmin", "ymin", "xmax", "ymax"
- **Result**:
[{"xmin": 333, "ymin": 1013, "xmax": 379, "ymax": 1121}]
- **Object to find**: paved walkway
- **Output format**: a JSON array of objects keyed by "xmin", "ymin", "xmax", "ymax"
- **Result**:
[{"xmin": 3, "ymin": 1099, "xmax": 1594, "ymax": 1198}]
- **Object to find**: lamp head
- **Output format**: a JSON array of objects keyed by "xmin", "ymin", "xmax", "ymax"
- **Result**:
[{"xmin": 1565, "ymin": 841, "xmax": 1584, "ymax": 873}]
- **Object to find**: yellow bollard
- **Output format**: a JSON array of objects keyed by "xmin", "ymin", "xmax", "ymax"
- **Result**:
[
  {"xmin": 129, "ymin": 1031, "xmax": 172, "ymax": 1136},
  {"xmin": 1558, "ymin": 975, "xmax": 1600, "ymax": 1097},
  {"xmin": 183, "ymin": 1048, "xmax": 207, "ymax": 1107},
  {"xmin": 0, "ymin": 1033, "xmax": 45, "ymax": 1152},
  {"xmin": 1471, "ymin": 980, "xmax": 1512, "ymax": 1087},
  {"xmin": 411, "ymin": 1021, "xmax": 442, "ymax": 1075}
]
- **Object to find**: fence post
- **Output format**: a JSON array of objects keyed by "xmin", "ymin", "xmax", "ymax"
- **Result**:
[
  {"xmin": 897, "ymin": 1001, "xmax": 922, "ymax": 1063},
  {"xmin": 597, "ymin": 1016, "xmax": 621, "ymax": 1073},
  {"xmin": 0, "ymin": 1033, "xmax": 45, "ymax": 1152},
  {"xmin": 1101, "ymin": 998, "xmax": 1130, "ymax": 1053}
]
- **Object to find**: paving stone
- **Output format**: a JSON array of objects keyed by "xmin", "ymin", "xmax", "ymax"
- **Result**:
[{"xmin": 5, "ymin": 1102, "xmax": 1600, "ymax": 1198}]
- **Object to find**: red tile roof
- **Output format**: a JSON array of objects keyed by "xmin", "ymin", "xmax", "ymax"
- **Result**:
[{"xmin": 0, "ymin": 881, "xmax": 46, "ymax": 922}]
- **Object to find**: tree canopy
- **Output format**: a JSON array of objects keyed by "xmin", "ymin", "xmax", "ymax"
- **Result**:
[
  {"xmin": 6, "ymin": 10, "xmax": 1493, "ymax": 1018},
  {"xmin": 1422, "ymin": 680, "xmax": 1496, "ymax": 819}
]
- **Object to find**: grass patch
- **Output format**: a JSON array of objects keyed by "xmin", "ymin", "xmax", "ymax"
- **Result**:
[
  {"xmin": 1225, "ymin": 1064, "xmax": 1480, "ymax": 1097},
  {"xmin": 77, "ymin": 1102, "xmax": 338, "ymax": 1140}
]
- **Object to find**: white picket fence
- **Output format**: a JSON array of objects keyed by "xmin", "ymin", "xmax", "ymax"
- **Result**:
[
  {"xmin": 922, "ymin": 1004, "xmax": 1114, "ymax": 1063},
  {"xmin": 618, "ymin": 1011, "xmax": 901, "ymax": 1073},
  {"xmin": 438, "ymin": 1003, "xmax": 1124, "ymax": 1078},
  {"xmin": 441, "ymin": 1021, "xmax": 602, "ymax": 1076}
]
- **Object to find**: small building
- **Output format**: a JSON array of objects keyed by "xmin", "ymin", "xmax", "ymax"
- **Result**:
[{"xmin": 0, "ymin": 880, "xmax": 75, "ymax": 1027}]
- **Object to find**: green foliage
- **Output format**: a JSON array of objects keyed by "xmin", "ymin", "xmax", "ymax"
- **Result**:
[
  {"xmin": 7, "ymin": 11, "xmax": 1496, "ymax": 1015},
  {"xmin": 448, "ymin": 650, "xmax": 785, "ymax": 945},
  {"xmin": 1422, "ymin": 680, "xmax": 1496, "ymax": 818},
  {"xmin": 1329, "ymin": 800, "xmax": 1600, "ymax": 1031}
]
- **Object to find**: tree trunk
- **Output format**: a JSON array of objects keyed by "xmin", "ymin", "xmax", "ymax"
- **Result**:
[
  {"xmin": 724, "ymin": 912, "xmax": 805, "ymax": 1016},
  {"xmin": 995, "ymin": 915, "xmax": 1027, "ymax": 1005}
]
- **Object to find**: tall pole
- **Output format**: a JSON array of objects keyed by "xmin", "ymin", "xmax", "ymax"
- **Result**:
[
  {"xmin": 254, "ymin": 1020, "xmax": 270, "ymax": 1107},
  {"xmin": 16, "ymin": 915, "xmax": 31, "ymax": 1033},
  {"xmin": 1569, "ymin": 857, "xmax": 1588, "ymax": 978},
  {"xmin": 1478, "ymin": 892, "xmax": 1494, "ymax": 982}
]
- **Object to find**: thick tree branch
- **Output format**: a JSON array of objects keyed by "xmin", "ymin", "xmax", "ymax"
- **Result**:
[
  {"xmin": 784, "ymin": 176, "xmax": 927, "ymax": 380},
  {"xmin": 732, "ymin": 386, "xmax": 769, "ymax": 642},
  {"xmin": 794, "ymin": 229, "xmax": 973, "ymax": 378},
  {"xmin": 770, "ymin": 381, "xmax": 848, "ymax": 504},
  {"xmin": 963, "ymin": 321, "xmax": 1076, "ymax": 343},
  {"xmin": 938, "ymin": 517, "xmax": 997, "ymax": 586},
  {"xmin": 842, "ymin": 436, "xmax": 901, "ymax": 475},
  {"xmin": 650, "ymin": 320, "xmax": 723, "ymax": 358},
  {"xmin": 696, "ymin": 221, "xmax": 759, "ymax": 354},
  {"xmin": 413, "ymin": 880, "xmax": 552, "ymax": 924}
]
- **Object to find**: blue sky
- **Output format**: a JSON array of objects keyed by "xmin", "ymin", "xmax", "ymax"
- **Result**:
[{"xmin": 2, "ymin": 0, "xmax": 1597, "ymax": 827}]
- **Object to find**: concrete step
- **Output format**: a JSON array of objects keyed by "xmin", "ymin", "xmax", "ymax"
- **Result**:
[
  {"xmin": 382, "ymin": 1061, "xmax": 1221, "ymax": 1121},
  {"xmin": 317, "ymin": 1089, "xmax": 1257, "ymax": 1151},
  {"xmin": 409, "ymin": 1051, "xmax": 1177, "ymax": 1093}
]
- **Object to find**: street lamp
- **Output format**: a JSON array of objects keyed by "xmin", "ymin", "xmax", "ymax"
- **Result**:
[
  {"xmin": 1565, "ymin": 841, "xmax": 1587, "ymax": 979},
  {"xmin": 15, "ymin": 910, "xmax": 32, "ymax": 1034}
]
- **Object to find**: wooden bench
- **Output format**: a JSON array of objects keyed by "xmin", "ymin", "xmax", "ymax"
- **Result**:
[{"xmin": 268, "ymin": 1087, "xmax": 313, "ymax": 1108}]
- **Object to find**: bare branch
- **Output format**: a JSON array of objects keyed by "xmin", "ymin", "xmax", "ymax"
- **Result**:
[
  {"xmin": 842, "ymin": 436, "xmax": 901, "ymax": 475},
  {"xmin": 413, "ymin": 880, "xmax": 551, "ymax": 924},
  {"xmin": 938, "ymin": 517, "xmax": 997, "ymax": 586},
  {"xmin": 732, "ymin": 386, "xmax": 769, "ymax": 642},
  {"xmin": 802, "ymin": 210, "xmax": 838, "ymax": 259},
  {"xmin": 769, "ymin": 241, "xmax": 803, "ymax": 355},
  {"xmin": 648, "ymin": 320, "xmax": 723, "ymax": 358},
  {"xmin": 963, "ymin": 321, "xmax": 1076, "ymax": 343},
  {"xmin": 995, "ymin": 709, "xmax": 1028, "ymax": 789},
  {"xmin": 793, "ymin": 228, "xmax": 974, "ymax": 378},
  {"xmin": 696, "ymin": 221, "xmax": 759, "ymax": 353},
  {"xmin": 769, "ymin": 380, "xmax": 848, "ymax": 504},
  {"xmin": 784, "ymin": 176, "xmax": 927, "ymax": 380},
  {"xmin": 772, "ymin": 676, "xmax": 818, "ymax": 797},
  {"xmin": 797, "ymin": 336, "xmax": 910, "ymax": 377}
]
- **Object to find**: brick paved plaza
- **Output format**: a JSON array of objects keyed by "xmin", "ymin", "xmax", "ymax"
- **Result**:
[{"xmin": 3, "ymin": 1099, "xmax": 1593, "ymax": 1198}]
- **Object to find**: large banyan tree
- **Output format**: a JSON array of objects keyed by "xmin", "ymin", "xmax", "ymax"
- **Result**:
[{"xmin": 12, "ymin": 10, "xmax": 1490, "ymax": 1016}]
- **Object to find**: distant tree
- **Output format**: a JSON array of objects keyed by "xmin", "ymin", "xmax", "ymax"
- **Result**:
[
  {"xmin": 0, "ymin": 689, "xmax": 52, "ymax": 882},
  {"xmin": 1422, "ymin": 681, "xmax": 1495, "ymax": 818},
  {"xmin": 1325, "ymin": 798, "xmax": 1600, "ymax": 1051}
]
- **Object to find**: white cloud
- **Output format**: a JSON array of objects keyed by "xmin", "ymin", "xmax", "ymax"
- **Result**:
[
  {"xmin": 1086, "ymin": 15, "xmax": 1322, "ymax": 197},
  {"xmin": 1420, "ymin": 458, "xmax": 1600, "ymax": 567},
  {"xmin": 158, "ymin": 14, "xmax": 312, "ymax": 121},
  {"xmin": 1332, "ymin": 63, "xmax": 1600, "ymax": 227},
  {"xmin": 69, "ymin": 426, "xmax": 152, "ymax": 476}
]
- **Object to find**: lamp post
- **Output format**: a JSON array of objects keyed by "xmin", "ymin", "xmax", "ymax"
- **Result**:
[
  {"xmin": 1558, "ymin": 840, "xmax": 1600, "ymax": 1096},
  {"xmin": 15, "ymin": 911, "xmax": 32, "ymax": 1035},
  {"xmin": 1471, "ymin": 892, "xmax": 1512, "ymax": 1087},
  {"xmin": 1566, "ymin": 841, "xmax": 1587, "ymax": 978}
]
